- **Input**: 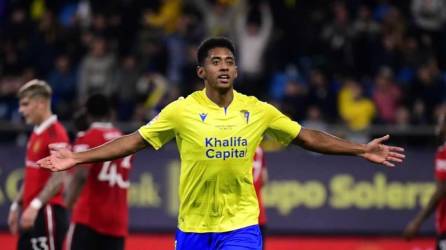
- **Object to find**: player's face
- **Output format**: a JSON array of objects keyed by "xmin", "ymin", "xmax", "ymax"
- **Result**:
[
  {"xmin": 19, "ymin": 96, "xmax": 43, "ymax": 125},
  {"xmin": 198, "ymin": 47, "xmax": 238, "ymax": 91}
]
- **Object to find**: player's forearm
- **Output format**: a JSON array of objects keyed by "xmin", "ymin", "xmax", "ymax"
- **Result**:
[
  {"xmin": 74, "ymin": 132, "xmax": 147, "ymax": 165},
  {"xmin": 293, "ymin": 128, "xmax": 366, "ymax": 156},
  {"xmin": 414, "ymin": 185, "xmax": 446, "ymax": 223},
  {"xmin": 36, "ymin": 172, "xmax": 65, "ymax": 205},
  {"xmin": 64, "ymin": 168, "xmax": 88, "ymax": 209}
]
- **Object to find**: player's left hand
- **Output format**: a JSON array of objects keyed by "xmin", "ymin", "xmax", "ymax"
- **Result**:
[
  {"xmin": 7, "ymin": 209, "xmax": 19, "ymax": 234},
  {"xmin": 361, "ymin": 135, "xmax": 405, "ymax": 167},
  {"xmin": 20, "ymin": 206, "xmax": 39, "ymax": 230}
]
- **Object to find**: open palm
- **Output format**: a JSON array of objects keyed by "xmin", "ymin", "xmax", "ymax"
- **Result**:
[
  {"xmin": 37, "ymin": 146, "xmax": 77, "ymax": 171},
  {"xmin": 361, "ymin": 135, "xmax": 405, "ymax": 167}
]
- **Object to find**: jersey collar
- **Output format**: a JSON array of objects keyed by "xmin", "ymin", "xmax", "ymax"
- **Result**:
[
  {"xmin": 201, "ymin": 89, "xmax": 239, "ymax": 111},
  {"xmin": 90, "ymin": 122, "xmax": 113, "ymax": 129},
  {"xmin": 34, "ymin": 115, "xmax": 57, "ymax": 135}
]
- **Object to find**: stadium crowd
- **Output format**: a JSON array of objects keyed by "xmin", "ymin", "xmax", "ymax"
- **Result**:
[{"xmin": 1, "ymin": 0, "xmax": 446, "ymax": 134}]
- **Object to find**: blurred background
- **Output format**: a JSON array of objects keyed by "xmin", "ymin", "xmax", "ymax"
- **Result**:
[{"xmin": 1, "ymin": 0, "xmax": 446, "ymax": 249}]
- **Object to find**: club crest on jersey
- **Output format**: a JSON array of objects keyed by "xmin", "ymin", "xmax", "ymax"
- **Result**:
[
  {"xmin": 240, "ymin": 110, "xmax": 250, "ymax": 123},
  {"xmin": 199, "ymin": 113, "xmax": 208, "ymax": 122},
  {"xmin": 33, "ymin": 140, "xmax": 41, "ymax": 153}
]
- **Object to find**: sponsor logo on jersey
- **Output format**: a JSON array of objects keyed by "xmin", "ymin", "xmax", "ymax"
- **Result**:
[
  {"xmin": 204, "ymin": 137, "xmax": 248, "ymax": 160},
  {"xmin": 199, "ymin": 113, "xmax": 208, "ymax": 122}
]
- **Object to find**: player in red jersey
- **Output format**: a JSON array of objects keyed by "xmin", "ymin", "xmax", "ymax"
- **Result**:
[
  {"xmin": 64, "ymin": 94, "xmax": 133, "ymax": 250},
  {"xmin": 7, "ymin": 80, "xmax": 69, "ymax": 250},
  {"xmin": 404, "ymin": 112, "xmax": 446, "ymax": 249},
  {"xmin": 253, "ymin": 146, "xmax": 268, "ymax": 250}
]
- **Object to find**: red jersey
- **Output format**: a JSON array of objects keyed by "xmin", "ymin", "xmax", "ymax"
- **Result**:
[
  {"xmin": 23, "ymin": 115, "xmax": 69, "ymax": 208},
  {"xmin": 435, "ymin": 144, "xmax": 446, "ymax": 233},
  {"xmin": 253, "ymin": 147, "xmax": 267, "ymax": 225},
  {"xmin": 71, "ymin": 122, "xmax": 132, "ymax": 237}
]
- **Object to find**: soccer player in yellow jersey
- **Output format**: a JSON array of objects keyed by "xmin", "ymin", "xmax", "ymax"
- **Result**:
[{"xmin": 38, "ymin": 37, "xmax": 405, "ymax": 250}]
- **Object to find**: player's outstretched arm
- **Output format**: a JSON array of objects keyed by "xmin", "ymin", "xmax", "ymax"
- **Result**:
[
  {"xmin": 292, "ymin": 128, "xmax": 405, "ymax": 167},
  {"xmin": 38, "ymin": 132, "xmax": 148, "ymax": 172},
  {"xmin": 403, "ymin": 180, "xmax": 446, "ymax": 240}
]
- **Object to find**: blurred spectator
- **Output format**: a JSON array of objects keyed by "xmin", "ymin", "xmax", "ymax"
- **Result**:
[
  {"xmin": 5, "ymin": 7, "xmax": 31, "ymax": 48},
  {"xmin": 372, "ymin": 67, "xmax": 402, "ymax": 124},
  {"xmin": 78, "ymin": 37, "xmax": 117, "ymax": 104},
  {"xmin": 269, "ymin": 64, "xmax": 301, "ymax": 102},
  {"xmin": 411, "ymin": 0, "xmax": 446, "ymax": 68},
  {"xmin": 352, "ymin": 4, "xmax": 380, "ymax": 76},
  {"xmin": 370, "ymin": 33, "xmax": 400, "ymax": 73},
  {"xmin": 352, "ymin": 5, "xmax": 380, "ymax": 36},
  {"xmin": 134, "ymin": 71, "xmax": 169, "ymax": 122},
  {"xmin": 137, "ymin": 30, "xmax": 167, "ymax": 75},
  {"xmin": 48, "ymin": 54, "xmax": 77, "ymax": 119},
  {"xmin": 30, "ymin": 0, "xmax": 46, "ymax": 21},
  {"xmin": 321, "ymin": 2, "xmax": 354, "ymax": 75},
  {"xmin": 338, "ymin": 78, "xmax": 376, "ymax": 131},
  {"xmin": 396, "ymin": 36, "xmax": 426, "ymax": 85},
  {"xmin": 27, "ymin": 10, "xmax": 62, "ymax": 77},
  {"xmin": 89, "ymin": 13, "xmax": 110, "ymax": 38},
  {"xmin": 2, "ymin": 42, "xmax": 25, "ymax": 77},
  {"xmin": 306, "ymin": 69, "xmax": 338, "ymax": 122},
  {"xmin": 165, "ymin": 14, "xmax": 192, "ymax": 86},
  {"xmin": 411, "ymin": 0, "xmax": 446, "ymax": 32},
  {"xmin": 144, "ymin": 0, "xmax": 182, "ymax": 34},
  {"xmin": 191, "ymin": 0, "xmax": 242, "ymax": 38},
  {"xmin": 180, "ymin": 44, "xmax": 202, "ymax": 96},
  {"xmin": 77, "ymin": 0, "xmax": 92, "ymax": 29},
  {"xmin": 302, "ymin": 105, "xmax": 328, "ymax": 132},
  {"xmin": 0, "ymin": 77, "xmax": 21, "ymax": 121},
  {"xmin": 280, "ymin": 77, "xmax": 307, "ymax": 121},
  {"xmin": 372, "ymin": 0, "xmax": 393, "ymax": 22},
  {"xmin": 236, "ymin": 2, "xmax": 273, "ymax": 96},
  {"xmin": 58, "ymin": 1, "xmax": 80, "ymax": 28},
  {"xmin": 395, "ymin": 106, "xmax": 412, "ymax": 129},
  {"xmin": 114, "ymin": 55, "xmax": 140, "ymax": 121},
  {"xmin": 409, "ymin": 60, "xmax": 445, "ymax": 123},
  {"xmin": 381, "ymin": 6, "xmax": 406, "ymax": 37}
]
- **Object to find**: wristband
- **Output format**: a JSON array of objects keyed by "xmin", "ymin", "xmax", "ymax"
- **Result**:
[
  {"xmin": 30, "ymin": 198, "xmax": 43, "ymax": 210},
  {"xmin": 10, "ymin": 202, "xmax": 19, "ymax": 212}
]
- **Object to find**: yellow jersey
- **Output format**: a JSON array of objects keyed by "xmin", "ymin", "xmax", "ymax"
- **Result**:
[{"xmin": 138, "ymin": 89, "xmax": 301, "ymax": 232}]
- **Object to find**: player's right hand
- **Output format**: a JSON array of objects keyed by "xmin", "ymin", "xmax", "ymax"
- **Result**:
[
  {"xmin": 37, "ymin": 145, "xmax": 77, "ymax": 172},
  {"xmin": 7, "ymin": 209, "xmax": 19, "ymax": 235}
]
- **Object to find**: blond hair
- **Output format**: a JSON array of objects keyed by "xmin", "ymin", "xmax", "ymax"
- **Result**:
[{"xmin": 17, "ymin": 79, "xmax": 52, "ymax": 100}]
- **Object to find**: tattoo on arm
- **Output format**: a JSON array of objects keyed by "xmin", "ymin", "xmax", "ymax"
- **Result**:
[
  {"xmin": 36, "ymin": 172, "xmax": 65, "ymax": 205},
  {"xmin": 64, "ymin": 168, "xmax": 88, "ymax": 209}
]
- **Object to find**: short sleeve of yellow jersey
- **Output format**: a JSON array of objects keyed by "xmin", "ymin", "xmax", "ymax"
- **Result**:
[
  {"xmin": 263, "ymin": 102, "xmax": 302, "ymax": 145},
  {"xmin": 138, "ymin": 99, "xmax": 180, "ymax": 150}
]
